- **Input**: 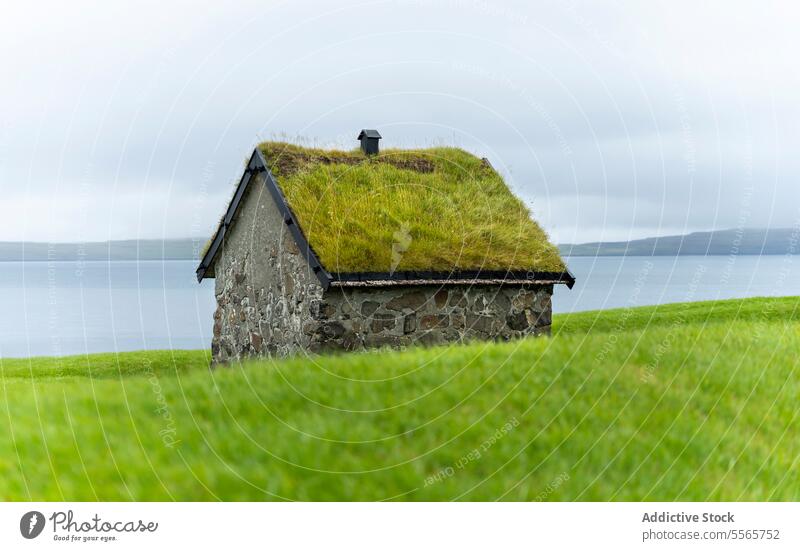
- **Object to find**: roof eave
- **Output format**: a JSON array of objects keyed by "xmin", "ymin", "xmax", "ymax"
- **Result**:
[{"xmin": 328, "ymin": 269, "xmax": 575, "ymax": 289}]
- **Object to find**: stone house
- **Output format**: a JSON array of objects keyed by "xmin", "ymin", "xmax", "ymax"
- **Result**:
[{"xmin": 197, "ymin": 131, "xmax": 574, "ymax": 363}]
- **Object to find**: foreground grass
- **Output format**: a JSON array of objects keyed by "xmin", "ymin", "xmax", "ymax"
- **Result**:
[{"xmin": 1, "ymin": 296, "xmax": 799, "ymax": 501}]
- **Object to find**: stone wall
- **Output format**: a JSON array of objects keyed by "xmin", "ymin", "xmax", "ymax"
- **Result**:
[
  {"xmin": 303, "ymin": 284, "xmax": 552, "ymax": 354},
  {"xmin": 211, "ymin": 173, "xmax": 324, "ymax": 363},
  {"xmin": 210, "ymin": 173, "xmax": 554, "ymax": 363}
]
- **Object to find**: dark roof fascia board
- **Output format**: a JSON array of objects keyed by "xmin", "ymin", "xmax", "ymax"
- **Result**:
[
  {"xmin": 196, "ymin": 226, "xmax": 225, "ymax": 279},
  {"xmin": 253, "ymin": 149, "xmax": 333, "ymax": 289},
  {"xmin": 196, "ymin": 149, "xmax": 262, "ymax": 282}
]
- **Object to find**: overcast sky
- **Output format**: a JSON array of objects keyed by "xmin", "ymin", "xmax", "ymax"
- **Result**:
[{"xmin": 2, "ymin": 0, "xmax": 798, "ymax": 244}]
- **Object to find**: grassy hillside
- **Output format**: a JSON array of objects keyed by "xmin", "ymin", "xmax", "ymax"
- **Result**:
[{"xmin": 1, "ymin": 296, "xmax": 799, "ymax": 501}]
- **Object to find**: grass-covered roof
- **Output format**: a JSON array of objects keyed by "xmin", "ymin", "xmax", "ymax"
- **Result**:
[{"xmin": 258, "ymin": 142, "xmax": 566, "ymax": 274}]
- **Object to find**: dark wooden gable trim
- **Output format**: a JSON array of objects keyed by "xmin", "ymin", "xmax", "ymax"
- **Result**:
[
  {"xmin": 196, "ymin": 149, "xmax": 259, "ymax": 282},
  {"xmin": 254, "ymin": 149, "xmax": 333, "ymax": 288}
]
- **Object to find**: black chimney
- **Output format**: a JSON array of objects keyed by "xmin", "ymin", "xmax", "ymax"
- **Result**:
[{"xmin": 357, "ymin": 129, "xmax": 381, "ymax": 155}]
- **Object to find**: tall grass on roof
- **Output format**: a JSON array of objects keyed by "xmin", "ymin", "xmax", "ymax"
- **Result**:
[{"xmin": 258, "ymin": 142, "xmax": 565, "ymax": 274}]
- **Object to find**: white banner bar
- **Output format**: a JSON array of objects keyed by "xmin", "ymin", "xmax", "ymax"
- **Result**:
[{"xmin": 2, "ymin": 502, "xmax": 797, "ymax": 550}]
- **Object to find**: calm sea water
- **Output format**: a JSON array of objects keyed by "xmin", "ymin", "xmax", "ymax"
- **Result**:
[
  {"xmin": 0, "ymin": 260, "xmax": 215, "ymax": 358},
  {"xmin": 0, "ymin": 256, "xmax": 798, "ymax": 358},
  {"xmin": 554, "ymin": 255, "xmax": 800, "ymax": 313}
]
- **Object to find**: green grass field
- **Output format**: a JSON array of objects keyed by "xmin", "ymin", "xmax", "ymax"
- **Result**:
[{"xmin": 2, "ymin": 296, "xmax": 798, "ymax": 501}]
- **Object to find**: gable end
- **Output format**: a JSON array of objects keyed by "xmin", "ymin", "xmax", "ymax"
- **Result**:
[{"xmin": 196, "ymin": 148, "xmax": 333, "ymax": 288}]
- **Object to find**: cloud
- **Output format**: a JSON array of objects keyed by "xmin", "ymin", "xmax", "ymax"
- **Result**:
[{"xmin": 1, "ymin": 0, "xmax": 798, "ymax": 243}]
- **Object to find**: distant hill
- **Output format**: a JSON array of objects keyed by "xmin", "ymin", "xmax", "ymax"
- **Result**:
[
  {"xmin": 559, "ymin": 228, "xmax": 799, "ymax": 256},
  {"xmin": 4, "ymin": 229, "xmax": 798, "ymax": 261},
  {"xmin": 0, "ymin": 239, "xmax": 200, "ymax": 261}
]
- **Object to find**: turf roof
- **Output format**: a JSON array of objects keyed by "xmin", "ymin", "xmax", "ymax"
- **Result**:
[{"xmin": 258, "ymin": 142, "xmax": 566, "ymax": 274}]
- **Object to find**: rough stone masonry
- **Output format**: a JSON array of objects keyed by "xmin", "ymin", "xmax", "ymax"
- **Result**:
[{"xmin": 210, "ymin": 173, "xmax": 554, "ymax": 364}]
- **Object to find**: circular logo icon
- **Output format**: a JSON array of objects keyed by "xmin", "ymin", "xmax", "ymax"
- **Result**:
[{"xmin": 20, "ymin": 511, "xmax": 45, "ymax": 539}]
